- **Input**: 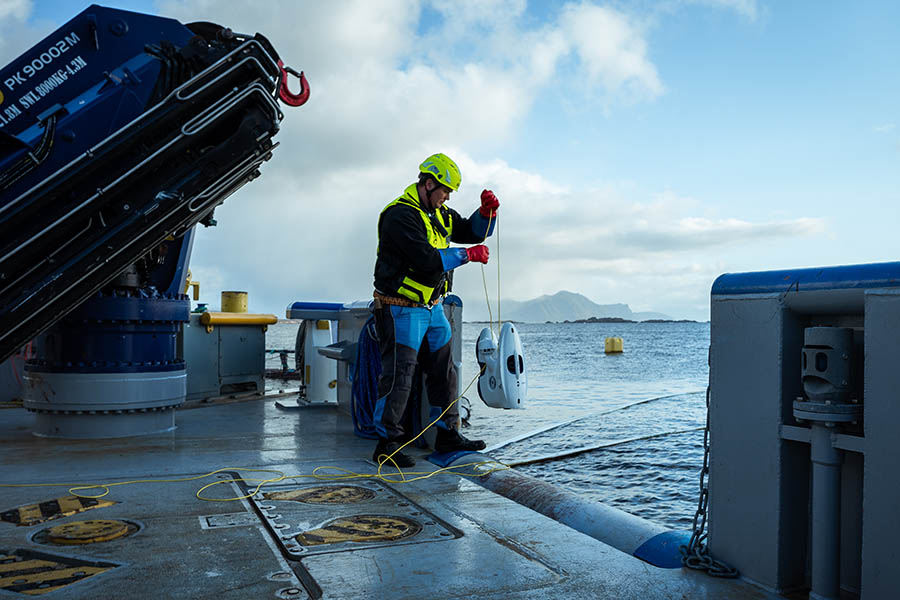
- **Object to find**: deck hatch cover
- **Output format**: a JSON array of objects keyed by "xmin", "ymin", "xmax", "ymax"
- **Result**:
[
  {"xmin": 263, "ymin": 485, "xmax": 376, "ymax": 504},
  {"xmin": 296, "ymin": 515, "xmax": 422, "ymax": 546},
  {"xmin": 0, "ymin": 548, "xmax": 117, "ymax": 595},
  {"xmin": 238, "ymin": 477, "xmax": 461, "ymax": 558},
  {"xmin": 32, "ymin": 520, "xmax": 138, "ymax": 545},
  {"xmin": 0, "ymin": 496, "xmax": 116, "ymax": 527}
]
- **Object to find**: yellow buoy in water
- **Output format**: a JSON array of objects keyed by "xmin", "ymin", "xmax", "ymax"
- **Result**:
[{"xmin": 605, "ymin": 337, "xmax": 624, "ymax": 354}]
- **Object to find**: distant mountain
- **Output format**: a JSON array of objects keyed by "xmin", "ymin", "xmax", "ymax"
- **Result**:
[{"xmin": 462, "ymin": 290, "xmax": 672, "ymax": 323}]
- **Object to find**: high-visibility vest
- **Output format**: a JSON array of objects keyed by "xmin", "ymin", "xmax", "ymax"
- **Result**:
[{"xmin": 378, "ymin": 184, "xmax": 453, "ymax": 304}]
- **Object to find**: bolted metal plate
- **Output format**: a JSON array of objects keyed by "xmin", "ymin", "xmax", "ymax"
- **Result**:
[
  {"xmin": 32, "ymin": 520, "xmax": 138, "ymax": 545},
  {"xmin": 0, "ymin": 496, "xmax": 117, "ymax": 527},
  {"xmin": 0, "ymin": 548, "xmax": 118, "ymax": 595},
  {"xmin": 296, "ymin": 515, "xmax": 422, "ymax": 546},
  {"xmin": 263, "ymin": 485, "xmax": 376, "ymax": 504},
  {"xmin": 233, "ymin": 476, "xmax": 461, "ymax": 558}
]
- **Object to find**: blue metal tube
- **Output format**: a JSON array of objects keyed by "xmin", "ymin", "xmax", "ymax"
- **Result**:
[
  {"xmin": 447, "ymin": 452, "xmax": 689, "ymax": 568},
  {"xmin": 711, "ymin": 261, "xmax": 900, "ymax": 296},
  {"xmin": 711, "ymin": 262, "xmax": 900, "ymax": 314}
]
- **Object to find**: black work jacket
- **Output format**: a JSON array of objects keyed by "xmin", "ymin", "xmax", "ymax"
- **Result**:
[{"xmin": 374, "ymin": 183, "xmax": 487, "ymax": 304}]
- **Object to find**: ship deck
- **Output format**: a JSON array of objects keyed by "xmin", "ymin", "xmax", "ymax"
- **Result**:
[{"xmin": 0, "ymin": 394, "xmax": 778, "ymax": 599}]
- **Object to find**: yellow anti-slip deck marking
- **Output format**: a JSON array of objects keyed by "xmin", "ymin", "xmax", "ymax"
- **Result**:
[
  {"xmin": 0, "ymin": 551, "xmax": 118, "ymax": 596},
  {"xmin": 15, "ymin": 504, "xmax": 42, "ymax": 526},
  {"xmin": 0, "ymin": 556, "xmax": 110, "ymax": 596},
  {"xmin": 0, "ymin": 565, "xmax": 108, "ymax": 586},
  {"xmin": 55, "ymin": 496, "xmax": 83, "ymax": 514},
  {"xmin": 0, "ymin": 496, "xmax": 116, "ymax": 526},
  {"xmin": 0, "ymin": 559, "xmax": 58, "ymax": 574}
]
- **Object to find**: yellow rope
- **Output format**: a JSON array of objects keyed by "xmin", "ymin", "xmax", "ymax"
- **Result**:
[
  {"xmin": 0, "ymin": 370, "xmax": 510, "ymax": 503},
  {"xmin": 368, "ymin": 366, "xmax": 503, "ymax": 481},
  {"xmin": 481, "ymin": 264, "xmax": 495, "ymax": 338},
  {"xmin": 0, "ymin": 468, "xmax": 289, "ymax": 501},
  {"xmin": 496, "ymin": 217, "xmax": 501, "ymax": 327},
  {"xmin": 0, "ymin": 457, "xmax": 510, "ymax": 504},
  {"xmin": 480, "ymin": 211, "xmax": 498, "ymax": 337}
]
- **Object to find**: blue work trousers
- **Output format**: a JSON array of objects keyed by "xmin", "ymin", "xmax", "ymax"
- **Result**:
[{"xmin": 373, "ymin": 303, "xmax": 458, "ymax": 440}]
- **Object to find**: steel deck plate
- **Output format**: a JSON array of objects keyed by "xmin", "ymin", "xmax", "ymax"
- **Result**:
[{"xmin": 241, "ymin": 477, "xmax": 461, "ymax": 558}]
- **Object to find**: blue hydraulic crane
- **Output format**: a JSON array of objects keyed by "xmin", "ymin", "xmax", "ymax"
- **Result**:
[{"xmin": 0, "ymin": 5, "xmax": 308, "ymax": 436}]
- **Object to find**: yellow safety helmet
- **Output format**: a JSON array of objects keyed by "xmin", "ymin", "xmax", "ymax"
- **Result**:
[{"xmin": 419, "ymin": 153, "xmax": 461, "ymax": 192}]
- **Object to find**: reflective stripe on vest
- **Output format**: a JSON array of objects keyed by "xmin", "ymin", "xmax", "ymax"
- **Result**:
[{"xmin": 379, "ymin": 184, "xmax": 453, "ymax": 303}]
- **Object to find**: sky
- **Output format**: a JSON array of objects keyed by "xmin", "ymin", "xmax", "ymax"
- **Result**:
[{"xmin": 2, "ymin": 0, "xmax": 899, "ymax": 321}]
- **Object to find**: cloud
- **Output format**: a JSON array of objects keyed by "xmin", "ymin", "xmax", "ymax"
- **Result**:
[
  {"xmin": 153, "ymin": 1, "xmax": 666, "ymax": 170},
  {"xmin": 681, "ymin": 0, "xmax": 759, "ymax": 21},
  {"xmin": 620, "ymin": 215, "xmax": 826, "ymax": 251},
  {"xmin": 147, "ymin": 1, "xmax": 672, "ymax": 310},
  {"xmin": 189, "ymin": 145, "xmax": 825, "ymax": 320},
  {"xmin": 0, "ymin": 0, "xmax": 40, "ymax": 60},
  {"xmin": 455, "ymin": 171, "xmax": 826, "ymax": 311},
  {"xmin": 559, "ymin": 3, "xmax": 664, "ymax": 99},
  {"xmin": 9, "ymin": 1, "xmax": 817, "ymax": 320},
  {"xmin": 0, "ymin": 0, "xmax": 30, "ymax": 20},
  {"xmin": 874, "ymin": 123, "xmax": 896, "ymax": 133},
  {"xmin": 708, "ymin": 0, "xmax": 759, "ymax": 20}
]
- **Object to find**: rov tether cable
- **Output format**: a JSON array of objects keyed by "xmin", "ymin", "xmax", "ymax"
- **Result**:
[{"xmin": 479, "ymin": 211, "xmax": 499, "ymax": 337}]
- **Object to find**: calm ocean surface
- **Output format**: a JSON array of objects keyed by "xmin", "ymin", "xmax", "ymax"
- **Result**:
[{"xmin": 267, "ymin": 320, "xmax": 710, "ymax": 530}]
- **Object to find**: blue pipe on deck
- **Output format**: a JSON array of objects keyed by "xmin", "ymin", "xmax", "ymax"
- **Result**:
[{"xmin": 441, "ymin": 452, "xmax": 689, "ymax": 568}]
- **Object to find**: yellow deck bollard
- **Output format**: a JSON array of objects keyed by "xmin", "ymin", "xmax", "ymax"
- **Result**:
[
  {"xmin": 605, "ymin": 337, "xmax": 624, "ymax": 354},
  {"xmin": 221, "ymin": 291, "xmax": 248, "ymax": 313}
]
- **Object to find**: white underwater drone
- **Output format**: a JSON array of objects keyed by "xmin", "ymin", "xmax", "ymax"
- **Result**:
[{"xmin": 476, "ymin": 322, "xmax": 527, "ymax": 409}]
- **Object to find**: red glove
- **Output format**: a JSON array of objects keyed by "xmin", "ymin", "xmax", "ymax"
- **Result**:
[
  {"xmin": 480, "ymin": 189, "xmax": 499, "ymax": 217},
  {"xmin": 466, "ymin": 245, "xmax": 490, "ymax": 264}
]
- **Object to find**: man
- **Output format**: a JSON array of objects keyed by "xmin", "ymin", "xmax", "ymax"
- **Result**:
[{"xmin": 372, "ymin": 152, "xmax": 500, "ymax": 467}]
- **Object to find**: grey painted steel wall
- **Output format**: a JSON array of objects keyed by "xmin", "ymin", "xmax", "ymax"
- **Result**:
[
  {"xmin": 182, "ymin": 315, "xmax": 220, "ymax": 400},
  {"xmin": 861, "ymin": 290, "xmax": 900, "ymax": 599},
  {"xmin": 710, "ymin": 289, "xmax": 881, "ymax": 597},
  {"xmin": 182, "ymin": 314, "xmax": 266, "ymax": 401},
  {"xmin": 709, "ymin": 295, "xmax": 808, "ymax": 592}
]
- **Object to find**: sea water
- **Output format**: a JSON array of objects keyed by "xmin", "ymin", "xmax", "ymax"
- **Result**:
[
  {"xmin": 266, "ymin": 320, "xmax": 710, "ymax": 531},
  {"xmin": 460, "ymin": 321, "xmax": 709, "ymax": 531}
]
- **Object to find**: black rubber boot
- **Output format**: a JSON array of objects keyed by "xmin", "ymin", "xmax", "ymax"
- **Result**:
[
  {"xmin": 434, "ymin": 429, "xmax": 486, "ymax": 453},
  {"xmin": 373, "ymin": 439, "xmax": 415, "ymax": 467}
]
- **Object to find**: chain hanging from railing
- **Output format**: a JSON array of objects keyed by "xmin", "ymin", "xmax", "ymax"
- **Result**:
[{"xmin": 680, "ymin": 385, "xmax": 740, "ymax": 578}]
